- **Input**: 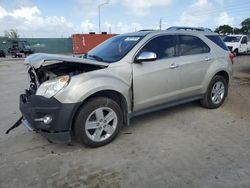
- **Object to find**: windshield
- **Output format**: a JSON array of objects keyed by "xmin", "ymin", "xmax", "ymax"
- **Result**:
[
  {"xmin": 86, "ymin": 35, "xmax": 143, "ymax": 63},
  {"xmin": 223, "ymin": 36, "xmax": 241, "ymax": 43}
]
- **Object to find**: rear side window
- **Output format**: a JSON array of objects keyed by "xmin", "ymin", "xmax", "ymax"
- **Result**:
[
  {"xmin": 140, "ymin": 35, "xmax": 176, "ymax": 59},
  {"xmin": 178, "ymin": 35, "xmax": 210, "ymax": 56},
  {"xmin": 206, "ymin": 35, "xmax": 229, "ymax": 51}
]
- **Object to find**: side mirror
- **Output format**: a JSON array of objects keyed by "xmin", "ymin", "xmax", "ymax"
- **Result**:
[{"xmin": 135, "ymin": 52, "xmax": 157, "ymax": 63}]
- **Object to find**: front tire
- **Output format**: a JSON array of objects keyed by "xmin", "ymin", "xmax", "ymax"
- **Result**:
[
  {"xmin": 74, "ymin": 97, "xmax": 123, "ymax": 147},
  {"xmin": 233, "ymin": 49, "xmax": 239, "ymax": 56},
  {"xmin": 201, "ymin": 75, "xmax": 228, "ymax": 109}
]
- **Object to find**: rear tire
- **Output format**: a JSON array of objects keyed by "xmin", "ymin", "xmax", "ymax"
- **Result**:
[
  {"xmin": 201, "ymin": 75, "xmax": 228, "ymax": 109},
  {"xmin": 74, "ymin": 97, "xmax": 123, "ymax": 147}
]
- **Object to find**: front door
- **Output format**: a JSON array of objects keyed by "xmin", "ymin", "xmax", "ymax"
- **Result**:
[{"xmin": 132, "ymin": 35, "xmax": 183, "ymax": 111}]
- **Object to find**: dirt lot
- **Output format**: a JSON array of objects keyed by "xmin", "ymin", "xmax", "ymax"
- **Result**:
[{"xmin": 0, "ymin": 56, "xmax": 250, "ymax": 188}]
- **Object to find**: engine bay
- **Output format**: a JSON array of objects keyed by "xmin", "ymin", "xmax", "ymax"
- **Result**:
[{"xmin": 28, "ymin": 61, "xmax": 106, "ymax": 93}]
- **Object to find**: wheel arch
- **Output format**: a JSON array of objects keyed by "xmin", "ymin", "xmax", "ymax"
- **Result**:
[
  {"xmin": 214, "ymin": 70, "xmax": 229, "ymax": 84},
  {"xmin": 205, "ymin": 70, "xmax": 230, "ymax": 97},
  {"xmin": 202, "ymin": 68, "xmax": 231, "ymax": 95},
  {"xmin": 72, "ymin": 89, "xmax": 129, "ymax": 132}
]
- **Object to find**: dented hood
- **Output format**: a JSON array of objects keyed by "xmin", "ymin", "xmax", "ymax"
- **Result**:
[{"xmin": 24, "ymin": 53, "xmax": 108, "ymax": 69}]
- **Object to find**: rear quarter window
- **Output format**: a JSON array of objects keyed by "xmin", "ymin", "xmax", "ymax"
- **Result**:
[
  {"xmin": 178, "ymin": 35, "xmax": 210, "ymax": 56},
  {"xmin": 206, "ymin": 35, "xmax": 229, "ymax": 51}
]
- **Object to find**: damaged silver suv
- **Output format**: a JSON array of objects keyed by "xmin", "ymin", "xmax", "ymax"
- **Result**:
[{"xmin": 7, "ymin": 28, "xmax": 233, "ymax": 147}]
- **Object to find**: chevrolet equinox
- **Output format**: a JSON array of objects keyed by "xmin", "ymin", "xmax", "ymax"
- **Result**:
[{"xmin": 7, "ymin": 27, "xmax": 233, "ymax": 147}]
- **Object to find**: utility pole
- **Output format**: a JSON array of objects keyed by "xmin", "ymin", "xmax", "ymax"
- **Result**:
[
  {"xmin": 98, "ymin": 1, "xmax": 109, "ymax": 34},
  {"xmin": 109, "ymin": 26, "xmax": 111, "ymax": 34},
  {"xmin": 159, "ymin": 19, "xmax": 162, "ymax": 30}
]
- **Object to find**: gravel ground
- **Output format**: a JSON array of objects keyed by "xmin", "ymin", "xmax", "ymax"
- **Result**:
[{"xmin": 0, "ymin": 55, "xmax": 250, "ymax": 188}]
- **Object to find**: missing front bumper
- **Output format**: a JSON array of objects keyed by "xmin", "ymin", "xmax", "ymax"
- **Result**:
[
  {"xmin": 23, "ymin": 118, "xmax": 71, "ymax": 143},
  {"xmin": 6, "ymin": 92, "xmax": 80, "ymax": 144},
  {"xmin": 6, "ymin": 116, "xmax": 72, "ymax": 144}
]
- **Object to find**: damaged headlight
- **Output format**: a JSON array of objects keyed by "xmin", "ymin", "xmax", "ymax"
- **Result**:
[{"xmin": 36, "ymin": 75, "xmax": 70, "ymax": 98}]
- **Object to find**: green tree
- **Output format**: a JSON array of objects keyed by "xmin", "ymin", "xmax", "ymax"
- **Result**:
[
  {"xmin": 241, "ymin": 18, "xmax": 250, "ymax": 34},
  {"xmin": 214, "ymin": 25, "xmax": 233, "ymax": 35},
  {"xmin": 4, "ymin": 29, "xmax": 19, "ymax": 38},
  {"xmin": 232, "ymin": 27, "xmax": 242, "ymax": 34}
]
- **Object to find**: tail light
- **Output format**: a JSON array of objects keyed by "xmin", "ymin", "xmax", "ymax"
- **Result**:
[{"xmin": 229, "ymin": 52, "xmax": 234, "ymax": 64}]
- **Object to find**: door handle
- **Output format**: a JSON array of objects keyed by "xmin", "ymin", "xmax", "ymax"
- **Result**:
[
  {"xmin": 169, "ymin": 63, "xmax": 179, "ymax": 69},
  {"xmin": 204, "ymin": 57, "xmax": 212, "ymax": 61}
]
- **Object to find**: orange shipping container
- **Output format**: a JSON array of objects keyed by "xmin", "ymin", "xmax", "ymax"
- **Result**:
[{"xmin": 72, "ymin": 34, "xmax": 116, "ymax": 54}]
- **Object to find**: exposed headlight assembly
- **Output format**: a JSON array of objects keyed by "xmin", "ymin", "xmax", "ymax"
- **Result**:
[{"xmin": 36, "ymin": 75, "xmax": 70, "ymax": 98}]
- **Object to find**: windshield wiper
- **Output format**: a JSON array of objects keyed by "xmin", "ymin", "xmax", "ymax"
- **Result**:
[{"xmin": 87, "ymin": 55, "xmax": 105, "ymax": 62}]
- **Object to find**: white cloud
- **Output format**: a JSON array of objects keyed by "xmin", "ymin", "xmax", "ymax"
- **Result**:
[
  {"xmin": 73, "ymin": 0, "xmax": 114, "ymax": 18},
  {"xmin": 0, "ymin": 6, "xmax": 8, "ymax": 18},
  {"xmin": 80, "ymin": 20, "xmax": 96, "ymax": 32},
  {"xmin": 2, "ymin": 0, "xmax": 236, "ymax": 37},
  {"xmin": 178, "ymin": 0, "xmax": 214, "ymax": 26},
  {"xmin": 0, "ymin": 3, "xmax": 146, "ymax": 37},
  {"xmin": 73, "ymin": 0, "xmax": 172, "ymax": 17},
  {"xmin": 103, "ymin": 21, "xmax": 142, "ymax": 33},
  {"xmin": 177, "ymin": 0, "xmax": 235, "ymax": 29},
  {"xmin": 8, "ymin": 6, "xmax": 40, "ymax": 19},
  {"xmin": 121, "ymin": 0, "xmax": 172, "ymax": 16},
  {"xmin": 0, "ymin": 5, "xmax": 97, "ymax": 37},
  {"xmin": 216, "ymin": 11, "xmax": 234, "ymax": 26}
]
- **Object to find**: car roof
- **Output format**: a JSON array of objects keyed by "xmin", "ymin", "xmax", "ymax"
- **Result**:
[
  {"xmin": 121, "ymin": 29, "xmax": 218, "ymax": 37},
  {"xmin": 167, "ymin": 26, "xmax": 213, "ymax": 32},
  {"xmin": 119, "ymin": 31, "xmax": 152, "ymax": 37}
]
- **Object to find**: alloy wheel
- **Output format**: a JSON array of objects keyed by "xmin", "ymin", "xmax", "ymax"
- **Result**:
[
  {"xmin": 211, "ymin": 81, "xmax": 225, "ymax": 104},
  {"xmin": 85, "ymin": 107, "xmax": 118, "ymax": 142}
]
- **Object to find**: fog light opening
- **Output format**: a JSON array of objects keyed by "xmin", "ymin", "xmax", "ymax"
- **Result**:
[
  {"xmin": 34, "ymin": 115, "xmax": 53, "ymax": 125},
  {"xmin": 43, "ymin": 116, "xmax": 52, "ymax": 124}
]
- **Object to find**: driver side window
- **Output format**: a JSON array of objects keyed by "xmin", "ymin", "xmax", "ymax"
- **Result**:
[
  {"xmin": 241, "ymin": 37, "xmax": 247, "ymax": 44},
  {"xmin": 140, "ymin": 35, "xmax": 177, "ymax": 60}
]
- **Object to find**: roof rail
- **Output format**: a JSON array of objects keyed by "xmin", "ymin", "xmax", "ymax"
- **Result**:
[
  {"xmin": 167, "ymin": 26, "xmax": 212, "ymax": 32},
  {"xmin": 137, "ymin": 29, "xmax": 155, "ymax": 32}
]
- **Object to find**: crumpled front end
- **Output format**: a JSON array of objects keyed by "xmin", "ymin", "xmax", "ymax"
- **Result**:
[{"xmin": 6, "ymin": 53, "xmax": 108, "ymax": 143}]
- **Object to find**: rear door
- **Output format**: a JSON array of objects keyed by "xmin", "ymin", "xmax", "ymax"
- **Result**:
[
  {"xmin": 176, "ymin": 35, "xmax": 212, "ymax": 97},
  {"xmin": 132, "ymin": 35, "xmax": 183, "ymax": 111}
]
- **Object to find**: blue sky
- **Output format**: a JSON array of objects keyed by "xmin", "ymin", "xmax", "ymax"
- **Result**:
[{"xmin": 0, "ymin": 0, "xmax": 249, "ymax": 37}]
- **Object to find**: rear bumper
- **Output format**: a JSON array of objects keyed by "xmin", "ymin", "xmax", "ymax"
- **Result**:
[{"xmin": 20, "ymin": 93, "xmax": 80, "ymax": 143}]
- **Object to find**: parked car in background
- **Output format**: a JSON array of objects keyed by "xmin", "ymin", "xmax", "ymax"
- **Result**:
[
  {"xmin": 7, "ymin": 27, "xmax": 233, "ymax": 147},
  {"xmin": 8, "ymin": 40, "xmax": 34, "ymax": 58},
  {"xmin": 0, "ymin": 50, "xmax": 6, "ymax": 57},
  {"xmin": 223, "ymin": 35, "xmax": 250, "ymax": 56}
]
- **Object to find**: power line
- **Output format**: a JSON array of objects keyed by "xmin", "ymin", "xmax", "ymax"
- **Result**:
[
  {"xmin": 190, "ymin": 6, "xmax": 250, "ymax": 17},
  {"xmin": 192, "ymin": 3, "xmax": 249, "ymax": 14}
]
